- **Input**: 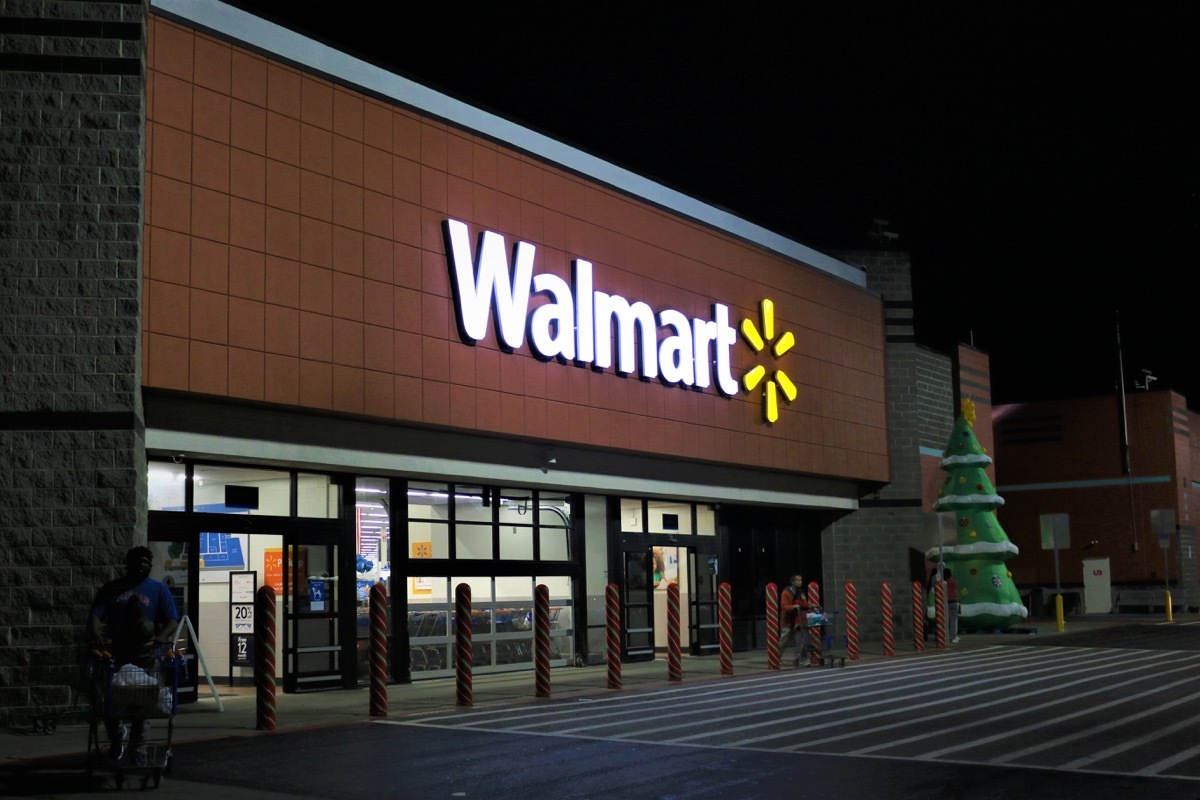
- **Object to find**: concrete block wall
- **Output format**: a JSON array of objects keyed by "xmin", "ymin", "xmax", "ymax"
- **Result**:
[
  {"xmin": 0, "ymin": 0, "xmax": 147, "ymax": 725},
  {"xmin": 823, "ymin": 251, "xmax": 955, "ymax": 646}
]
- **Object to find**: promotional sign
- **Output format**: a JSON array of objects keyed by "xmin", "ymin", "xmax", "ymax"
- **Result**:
[
  {"xmin": 264, "ymin": 547, "xmax": 307, "ymax": 595},
  {"xmin": 229, "ymin": 571, "xmax": 256, "ymax": 671},
  {"xmin": 411, "ymin": 541, "xmax": 432, "ymax": 595},
  {"xmin": 230, "ymin": 633, "xmax": 254, "ymax": 668}
]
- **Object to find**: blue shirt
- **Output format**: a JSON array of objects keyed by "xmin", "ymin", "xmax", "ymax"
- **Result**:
[{"xmin": 91, "ymin": 576, "xmax": 179, "ymax": 661}]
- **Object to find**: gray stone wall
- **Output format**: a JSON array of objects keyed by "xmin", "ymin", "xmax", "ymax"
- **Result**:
[
  {"xmin": 0, "ymin": 0, "xmax": 147, "ymax": 726},
  {"xmin": 822, "ymin": 251, "xmax": 954, "ymax": 648}
]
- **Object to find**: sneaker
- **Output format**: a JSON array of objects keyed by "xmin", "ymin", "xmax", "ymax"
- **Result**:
[
  {"xmin": 951, "ymin": 636, "xmax": 960, "ymax": 643},
  {"xmin": 124, "ymin": 750, "xmax": 147, "ymax": 768}
]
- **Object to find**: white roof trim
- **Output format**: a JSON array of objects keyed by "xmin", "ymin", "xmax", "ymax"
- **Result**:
[{"xmin": 151, "ymin": 0, "xmax": 865, "ymax": 287}]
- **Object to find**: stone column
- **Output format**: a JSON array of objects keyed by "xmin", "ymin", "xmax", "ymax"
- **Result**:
[{"xmin": 0, "ymin": 0, "xmax": 148, "ymax": 725}]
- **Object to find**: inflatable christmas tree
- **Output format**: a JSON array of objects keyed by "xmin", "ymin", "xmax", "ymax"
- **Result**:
[{"xmin": 928, "ymin": 399, "xmax": 1028, "ymax": 629}]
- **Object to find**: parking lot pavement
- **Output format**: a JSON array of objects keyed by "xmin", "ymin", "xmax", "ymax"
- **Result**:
[{"xmin": 4, "ymin": 613, "xmax": 1190, "ymax": 767}]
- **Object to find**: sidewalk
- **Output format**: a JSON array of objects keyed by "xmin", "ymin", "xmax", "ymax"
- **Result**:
[{"xmin": 3, "ymin": 613, "xmax": 1182, "ymax": 766}]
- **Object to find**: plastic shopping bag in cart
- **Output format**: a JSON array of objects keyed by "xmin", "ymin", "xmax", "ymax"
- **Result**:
[
  {"xmin": 112, "ymin": 663, "xmax": 152, "ymax": 686},
  {"xmin": 157, "ymin": 686, "xmax": 173, "ymax": 715}
]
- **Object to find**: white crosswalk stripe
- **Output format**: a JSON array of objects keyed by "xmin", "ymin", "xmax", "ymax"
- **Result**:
[{"xmin": 399, "ymin": 643, "xmax": 1200, "ymax": 782}]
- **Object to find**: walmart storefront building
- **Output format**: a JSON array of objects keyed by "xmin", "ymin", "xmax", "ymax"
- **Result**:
[{"xmin": 3, "ymin": 1, "xmax": 967, "ymax": 720}]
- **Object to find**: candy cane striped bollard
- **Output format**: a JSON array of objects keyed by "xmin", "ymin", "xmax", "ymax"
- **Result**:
[
  {"xmin": 845, "ymin": 581, "xmax": 859, "ymax": 661},
  {"xmin": 455, "ymin": 583, "xmax": 473, "ymax": 706},
  {"xmin": 534, "ymin": 584, "xmax": 551, "ymax": 698},
  {"xmin": 718, "ymin": 582, "xmax": 733, "ymax": 675},
  {"xmin": 881, "ymin": 581, "xmax": 895, "ymax": 657},
  {"xmin": 605, "ymin": 583, "xmax": 622, "ymax": 689},
  {"xmin": 765, "ymin": 582, "xmax": 780, "ymax": 670},
  {"xmin": 935, "ymin": 580, "xmax": 947, "ymax": 650},
  {"xmin": 369, "ymin": 583, "xmax": 388, "ymax": 717},
  {"xmin": 254, "ymin": 585, "xmax": 277, "ymax": 731},
  {"xmin": 807, "ymin": 581, "xmax": 821, "ymax": 666},
  {"xmin": 667, "ymin": 582, "xmax": 682, "ymax": 682},
  {"xmin": 912, "ymin": 581, "xmax": 925, "ymax": 652}
]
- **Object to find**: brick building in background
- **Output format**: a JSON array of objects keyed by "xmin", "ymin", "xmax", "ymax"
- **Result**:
[{"xmin": 994, "ymin": 390, "xmax": 1199, "ymax": 614}]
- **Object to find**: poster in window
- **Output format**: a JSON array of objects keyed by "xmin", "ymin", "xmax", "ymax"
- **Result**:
[
  {"xmin": 264, "ymin": 547, "xmax": 308, "ymax": 595},
  {"xmin": 411, "ymin": 541, "xmax": 432, "ymax": 594}
]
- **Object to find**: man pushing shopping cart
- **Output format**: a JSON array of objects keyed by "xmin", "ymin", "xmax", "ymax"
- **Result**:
[{"xmin": 87, "ymin": 546, "xmax": 180, "ymax": 777}]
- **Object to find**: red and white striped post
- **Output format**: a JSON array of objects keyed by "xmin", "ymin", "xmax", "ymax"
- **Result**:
[
  {"xmin": 765, "ymin": 582, "xmax": 780, "ymax": 670},
  {"xmin": 369, "ymin": 583, "xmax": 388, "ymax": 716},
  {"xmin": 534, "ymin": 583, "xmax": 551, "ymax": 698},
  {"xmin": 881, "ymin": 581, "xmax": 895, "ymax": 657},
  {"xmin": 454, "ymin": 583, "xmax": 473, "ymax": 706},
  {"xmin": 254, "ymin": 585, "xmax": 276, "ymax": 731},
  {"xmin": 845, "ymin": 581, "xmax": 859, "ymax": 661},
  {"xmin": 667, "ymin": 582, "xmax": 682, "ymax": 682},
  {"xmin": 718, "ymin": 582, "xmax": 733, "ymax": 675},
  {"xmin": 605, "ymin": 583, "xmax": 622, "ymax": 689},
  {"xmin": 912, "ymin": 582, "xmax": 925, "ymax": 651},
  {"xmin": 806, "ymin": 581, "xmax": 821, "ymax": 665},
  {"xmin": 935, "ymin": 580, "xmax": 948, "ymax": 650}
]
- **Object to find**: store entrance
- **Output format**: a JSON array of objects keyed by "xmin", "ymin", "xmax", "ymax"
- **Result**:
[
  {"xmin": 687, "ymin": 546, "xmax": 720, "ymax": 656},
  {"xmin": 622, "ymin": 547, "xmax": 655, "ymax": 662},
  {"xmin": 621, "ymin": 542, "xmax": 720, "ymax": 661},
  {"xmin": 148, "ymin": 520, "xmax": 352, "ymax": 694},
  {"xmin": 282, "ymin": 533, "xmax": 350, "ymax": 691}
]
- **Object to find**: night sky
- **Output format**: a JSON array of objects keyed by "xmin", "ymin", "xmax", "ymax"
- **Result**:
[{"xmin": 219, "ymin": 4, "xmax": 1200, "ymax": 405}]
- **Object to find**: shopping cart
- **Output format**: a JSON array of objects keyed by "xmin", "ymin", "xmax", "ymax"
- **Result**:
[{"xmin": 86, "ymin": 646, "xmax": 186, "ymax": 790}]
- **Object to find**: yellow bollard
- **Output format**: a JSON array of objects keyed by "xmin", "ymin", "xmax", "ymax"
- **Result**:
[
  {"xmin": 1165, "ymin": 591, "xmax": 1174, "ymax": 622},
  {"xmin": 1055, "ymin": 594, "xmax": 1065, "ymax": 632}
]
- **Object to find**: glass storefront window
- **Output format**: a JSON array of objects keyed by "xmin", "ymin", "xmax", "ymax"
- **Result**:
[
  {"xmin": 537, "ymin": 574, "xmax": 574, "ymax": 662},
  {"xmin": 498, "ymin": 489, "xmax": 534, "ymax": 560},
  {"xmin": 620, "ymin": 497, "xmax": 644, "ymax": 532},
  {"xmin": 540, "ymin": 527, "xmax": 569, "ymax": 561},
  {"xmin": 648, "ymin": 500, "xmax": 692, "ymax": 535},
  {"xmin": 455, "ymin": 523, "xmax": 494, "ymax": 560},
  {"xmin": 150, "ymin": 540, "xmax": 187, "ymax": 621},
  {"xmin": 500, "ymin": 524, "xmax": 534, "ymax": 560},
  {"xmin": 355, "ymin": 476, "xmax": 391, "ymax": 676},
  {"xmin": 298, "ymin": 472, "xmax": 338, "ymax": 519},
  {"xmin": 408, "ymin": 482, "xmax": 451, "ymax": 520},
  {"xmin": 193, "ymin": 464, "xmax": 291, "ymax": 516},
  {"xmin": 148, "ymin": 461, "xmax": 186, "ymax": 511},
  {"xmin": 539, "ymin": 492, "xmax": 571, "ymax": 561},
  {"xmin": 454, "ymin": 485, "xmax": 491, "ymax": 523},
  {"xmin": 407, "ymin": 576, "xmax": 449, "ymax": 673},
  {"xmin": 409, "ymin": 521, "xmax": 448, "ymax": 560}
]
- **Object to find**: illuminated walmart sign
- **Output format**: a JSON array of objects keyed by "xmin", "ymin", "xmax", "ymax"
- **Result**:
[{"xmin": 443, "ymin": 219, "xmax": 795, "ymax": 422}]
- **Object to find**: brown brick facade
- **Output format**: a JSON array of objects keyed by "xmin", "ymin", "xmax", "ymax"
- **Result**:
[{"xmin": 141, "ymin": 16, "xmax": 889, "ymax": 482}]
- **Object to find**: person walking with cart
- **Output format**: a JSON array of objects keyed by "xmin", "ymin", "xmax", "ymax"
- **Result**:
[
  {"xmin": 87, "ymin": 546, "xmax": 179, "ymax": 766},
  {"xmin": 778, "ymin": 573, "xmax": 815, "ymax": 667},
  {"xmin": 944, "ymin": 568, "xmax": 960, "ymax": 643}
]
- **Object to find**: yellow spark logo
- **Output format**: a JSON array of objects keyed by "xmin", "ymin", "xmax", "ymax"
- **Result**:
[{"xmin": 740, "ymin": 299, "xmax": 796, "ymax": 424}]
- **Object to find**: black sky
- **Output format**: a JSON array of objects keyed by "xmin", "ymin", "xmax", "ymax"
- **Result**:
[{"xmin": 221, "ymin": 4, "xmax": 1200, "ymax": 406}]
